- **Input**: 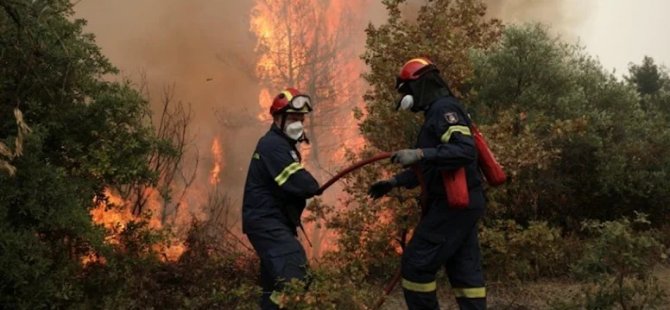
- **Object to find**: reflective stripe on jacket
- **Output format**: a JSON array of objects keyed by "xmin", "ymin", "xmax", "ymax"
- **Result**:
[{"xmin": 243, "ymin": 124, "xmax": 319, "ymax": 234}]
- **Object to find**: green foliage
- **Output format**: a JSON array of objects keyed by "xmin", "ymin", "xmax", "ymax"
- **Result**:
[
  {"xmin": 0, "ymin": 1, "xmax": 169, "ymax": 307},
  {"xmin": 0, "ymin": 107, "xmax": 31, "ymax": 176},
  {"xmin": 475, "ymin": 111, "xmax": 563, "ymax": 222},
  {"xmin": 469, "ymin": 24, "xmax": 670, "ymax": 227},
  {"xmin": 324, "ymin": 0, "xmax": 502, "ymax": 283},
  {"xmin": 274, "ymin": 267, "xmax": 378, "ymax": 310},
  {"xmin": 3, "ymin": 0, "xmax": 670, "ymax": 307},
  {"xmin": 626, "ymin": 56, "xmax": 669, "ymax": 97},
  {"xmin": 82, "ymin": 220, "xmax": 260, "ymax": 309},
  {"xmin": 560, "ymin": 214, "xmax": 667, "ymax": 309},
  {"xmin": 0, "ymin": 131, "xmax": 102, "ymax": 308},
  {"xmin": 325, "ymin": 149, "xmax": 415, "ymax": 280},
  {"xmin": 480, "ymin": 220, "xmax": 575, "ymax": 281},
  {"xmin": 360, "ymin": 0, "xmax": 502, "ymax": 151},
  {"xmin": 468, "ymin": 24, "xmax": 580, "ymax": 120}
]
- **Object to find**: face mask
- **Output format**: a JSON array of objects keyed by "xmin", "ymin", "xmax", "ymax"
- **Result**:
[
  {"xmin": 396, "ymin": 94, "xmax": 414, "ymax": 111},
  {"xmin": 284, "ymin": 121, "xmax": 304, "ymax": 141}
]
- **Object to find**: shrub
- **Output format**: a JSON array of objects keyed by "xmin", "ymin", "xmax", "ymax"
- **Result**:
[
  {"xmin": 556, "ymin": 214, "xmax": 667, "ymax": 309},
  {"xmin": 480, "ymin": 220, "xmax": 575, "ymax": 281}
]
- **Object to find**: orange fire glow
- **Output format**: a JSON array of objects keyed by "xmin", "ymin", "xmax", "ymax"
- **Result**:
[
  {"xmin": 250, "ymin": 0, "xmax": 370, "ymax": 258},
  {"xmin": 209, "ymin": 137, "xmax": 223, "ymax": 185},
  {"xmin": 250, "ymin": 0, "xmax": 367, "ymax": 160},
  {"xmin": 90, "ymin": 188, "xmax": 135, "ymax": 233},
  {"xmin": 88, "ymin": 188, "xmax": 186, "ymax": 263}
]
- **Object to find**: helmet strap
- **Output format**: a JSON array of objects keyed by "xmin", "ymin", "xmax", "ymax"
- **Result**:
[
  {"xmin": 279, "ymin": 113, "xmax": 288, "ymax": 132},
  {"xmin": 300, "ymin": 133, "xmax": 310, "ymax": 145}
]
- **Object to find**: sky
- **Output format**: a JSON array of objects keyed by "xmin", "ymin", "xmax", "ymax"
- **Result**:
[
  {"xmin": 579, "ymin": 0, "xmax": 670, "ymax": 75},
  {"xmin": 489, "ymin": 0, "xmax": 670, "ymax": 75}
]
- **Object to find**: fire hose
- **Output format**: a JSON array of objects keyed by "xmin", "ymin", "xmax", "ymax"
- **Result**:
[
  {"xmin": 315, "ymin": 152, "xmax": 404, "ymax": 309},
  {"xmin": 312, "ymin": 127, "xmax": 506, "ymax": 308},
  {"xmin": 316, "ymin": 152, "xmax": 392, "ymax": 193},
  {"xmin": 299, "ymin": 152, "xmax": 393, "ymax": 248}
]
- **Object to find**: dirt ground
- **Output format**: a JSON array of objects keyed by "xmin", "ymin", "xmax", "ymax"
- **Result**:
[{"xmin": 379, "ymin": 265, "xmax": 670, "ymax": 309}]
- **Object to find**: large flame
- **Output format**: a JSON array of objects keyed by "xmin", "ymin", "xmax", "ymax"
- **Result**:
[
  {"xmin": 250, "ymin": 0, "xmax": 368, "ymax": 163},
  {"xmin": 88, "ymin": 188, "xmax": 186, "ymax": 263},
  {"xmin": 250, "ymin": 0, "xmax": 370, "ymax": 258}
]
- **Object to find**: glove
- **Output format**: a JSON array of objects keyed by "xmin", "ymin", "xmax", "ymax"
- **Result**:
[
  {"xmin": 368, "ymin": 178, "xmax": 397, "ymax": 199},
  {"xmin": 391, "ymin": 149, "xmax": 423, "ymax": 166}
]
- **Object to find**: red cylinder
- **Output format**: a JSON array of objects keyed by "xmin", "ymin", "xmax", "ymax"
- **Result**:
[
  {"xmin": 472, "ymin": 125, "xmax": 507, "ymax": 186},
  {"xmin": 442, "ymin": 168, "xmax": 469, "ymax": 208}
]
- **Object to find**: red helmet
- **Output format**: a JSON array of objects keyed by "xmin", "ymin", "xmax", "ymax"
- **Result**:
[
  {"xmin": 396, "ymin": 57, "xmax": 437, "ymax": 89},
  {"xmin": 269, "ymin": 87, "xmax": 313, "ymax": 115}
]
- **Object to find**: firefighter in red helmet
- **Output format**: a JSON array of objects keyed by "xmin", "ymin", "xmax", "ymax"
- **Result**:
[
  {"xmin": 368, "ymin": 58, "xmax": 487, "ymax": 310},
  {"xmin": 243, "ymin": 87, "xmax": 320, "ymax": 309}
]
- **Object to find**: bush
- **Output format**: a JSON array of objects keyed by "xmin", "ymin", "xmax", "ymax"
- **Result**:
[
  {"xmin": 480, "ymin": 220, "xmax": 575, "ymax": 281},
  {"xmin": 81, "ymin": 217, "xmax": 259, "ymax": 309},
  {"xmin": 556, "ymin": 214, "xmax": 667, "ymax": 309},
  {"xmin": 273, "ymin": 266, "xmax": 379, "ymax": 310}
]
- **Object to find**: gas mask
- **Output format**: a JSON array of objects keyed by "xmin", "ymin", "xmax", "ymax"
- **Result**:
[
  {"xmin": 284, "ymin": 121, "xmax": 304, "ymax": 141},
  {"xmin": 395, "ymin": 71, "xmax": 451, "ymax": 113},
  {"xmin": 396, "ymin": 94, "xmax": 414, "ymax": 111}
]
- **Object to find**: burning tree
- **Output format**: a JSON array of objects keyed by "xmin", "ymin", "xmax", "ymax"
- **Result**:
[
  {"xmin": 250, "ymin": 0, "xmax": 368, "ymax": 257},
  {"xmin": 250, "ymin": 0, "xmax": 365, "ymax": 171}
]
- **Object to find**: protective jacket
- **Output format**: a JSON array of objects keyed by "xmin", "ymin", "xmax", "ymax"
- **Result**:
[
  {"xmin": 394, "ymin": 95, "xmax": 487, "ymax": 310},
  {"xmin": 242, "ymin": 124, "xmax": 319, "ymax": 235},
  {"xmin": 394, "ymin": 96, "xmax": 484, "ymax": 209}
]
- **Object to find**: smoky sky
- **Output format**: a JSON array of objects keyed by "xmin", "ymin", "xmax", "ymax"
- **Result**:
[
  {"xmin": 74, "ymin": 0, "xmax": 669, "ymax": 205},
  {"xmin": 75, "ymin": 0, "xmax": 261, "ymax": 202},
  {"xmin": 70, "ymin": 0, "xmax": 587, "ymax": 205}
]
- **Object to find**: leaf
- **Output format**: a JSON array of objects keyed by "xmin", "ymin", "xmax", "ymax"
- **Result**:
[
  {"xmin": 14, "ymin": 135, "xmax": 23, "ymax": 157},
  {"xmin": 0, "ymin": 142, "xmax": 12, "ymax": 158},
  {"xmin": 14, "ymin": 108, "xmax": 31, "ymax": 133},
  {"xmin": 0, "ymin": 160, "xmax": 17, "ymax": 176}
]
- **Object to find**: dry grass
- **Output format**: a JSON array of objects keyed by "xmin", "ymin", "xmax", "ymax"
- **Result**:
[
  {"xmin": 380, "ymin": 279, "xmax": 579, "ymax": 310},
  {"xmin": 379, "ymin": 265, "xmax": 670, "ymax": 309}
]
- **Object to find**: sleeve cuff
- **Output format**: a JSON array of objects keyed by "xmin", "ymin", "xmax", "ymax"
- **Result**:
[{"xmin": 421, "ymin": 148, "xmax": 437, "ymax": 161}]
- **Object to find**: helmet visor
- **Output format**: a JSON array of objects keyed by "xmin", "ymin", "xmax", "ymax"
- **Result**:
[{"xmin": 287, "ymin": 95, "xmax": 312, "ymax": 112}]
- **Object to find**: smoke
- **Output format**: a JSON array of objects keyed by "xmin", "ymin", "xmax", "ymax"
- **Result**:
[
  {"xmin": 484, "ymin": 0, "xmax": 670, "ymax": 75},
  {"xmin": 485, "ymin": 0, "xmax": 593, "ymax": 41},
  {"xmin": 73, "ymin": 0, "xmax": 581, "ymax": 210},
  {"xmin": 75, "ymin": 0, "xmax": 261, "ymax": 206}
]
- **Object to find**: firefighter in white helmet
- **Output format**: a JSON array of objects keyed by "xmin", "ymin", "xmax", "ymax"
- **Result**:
[{"xmin": 242, "ymin": 87, "xmax": 321, "ymax": 309}]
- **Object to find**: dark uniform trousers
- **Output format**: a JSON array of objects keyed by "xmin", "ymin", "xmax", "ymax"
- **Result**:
[
  {"xmin": 401, "ymin": 205, "xmax": 486, "ymax": 310},
  {"xmin": 247, "ymin": 228, "xmax": 308, "ymax": 310}
]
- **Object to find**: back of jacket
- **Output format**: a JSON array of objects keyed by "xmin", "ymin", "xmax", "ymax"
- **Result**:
[
  {"xmin": 395, "ymin": 96, "xmax": 485, "ymax": 209},
  {"xmin": 419, "ymin": 97, "xmax": 483, "ymax": 202}
]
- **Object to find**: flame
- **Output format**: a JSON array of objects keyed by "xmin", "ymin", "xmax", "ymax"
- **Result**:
[
  {"xmin": 250, "ymin": 0, "xmax": 371, "ymax": 258},
  {"xmin": 88, "ymin": 188, "xmax": 186, "ymax": 263},
  {"xmin": 250, "ymin": 0, "xmax": 368, "ymax": 162},
  {"xmin": 87, "ymin": 136, "xmax": 232, "ymax": 266},
  {"xmin": 90, "ymin": 188, "xmax": 138, "ymax": 232},
  {"xmin": 209, "ymin": 137, "xmax": 223, "ymax": 185}
]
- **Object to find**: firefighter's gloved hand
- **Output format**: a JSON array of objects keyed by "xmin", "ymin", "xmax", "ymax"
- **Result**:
[
  {"xmin": 391, "ymin": 149, "xmax": 423, "ymax": 166},
  {"xmin": 368, "ymin": 178, "xmax": 397, "ymax": 199}
]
